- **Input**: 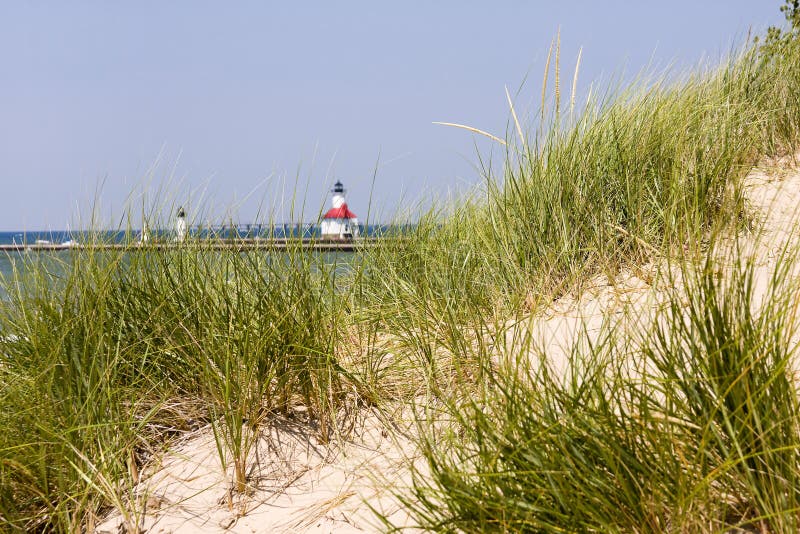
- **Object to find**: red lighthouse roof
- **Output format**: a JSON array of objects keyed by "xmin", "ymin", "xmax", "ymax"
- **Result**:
[{"xmin": 323, "ymin": 203, "xmax": 357, "ymax": 219}]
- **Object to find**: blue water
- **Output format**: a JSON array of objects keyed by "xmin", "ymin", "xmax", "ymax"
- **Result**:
[
  {"xmin": 0, "ymin": 230, "xmax": 82, "ymax": 246},
  {"xmin": 0, "ymin": 224, "xmax": 409, "ymax": 300},
  {"xmin": 0, "ymin": 231, "xmax": 142, "ymax": 294}
]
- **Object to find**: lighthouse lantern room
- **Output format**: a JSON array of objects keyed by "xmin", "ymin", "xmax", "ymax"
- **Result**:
[{"xmin": 321, "ymin": 181, "xmax": 359, "ymax": 239}]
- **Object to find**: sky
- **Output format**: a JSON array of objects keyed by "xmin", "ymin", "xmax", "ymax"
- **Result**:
[{"xmin": 0, "ymin": 1, "xmax": 786, "ymax": 231}]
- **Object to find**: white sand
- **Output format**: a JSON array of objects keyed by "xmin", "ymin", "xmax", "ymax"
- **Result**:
[{"xmin": 98, "ymin": 406, "xmax": 420, "ymax": 533}]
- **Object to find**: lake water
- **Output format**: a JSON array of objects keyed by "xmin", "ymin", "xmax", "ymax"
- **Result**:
[{"xmin": 0, "ymin": 228, "xmax": 376, "ymax": 301}]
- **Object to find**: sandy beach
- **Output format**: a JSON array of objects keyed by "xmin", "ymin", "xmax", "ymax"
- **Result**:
[{"xmin": 95, "ymin": 156, "xmax": 800, "ymax": 533}]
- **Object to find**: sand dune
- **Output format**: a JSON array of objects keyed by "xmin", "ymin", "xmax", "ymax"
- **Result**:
[{"xmin": 99, "ymin": 157, "xmax": 800, "ymax": 533}]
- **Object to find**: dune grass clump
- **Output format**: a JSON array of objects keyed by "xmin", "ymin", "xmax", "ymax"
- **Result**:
[
  {"xmin": 394, "ymin": 239, "xmax": 800, "ymax": 533},
  {"xmin": 121, "ymin": 244, "xmax": 354, "ymax": 487},
  {"xmin": 352, "ymin": 35, "xmax": 800, "ymax": 421},
  {"xmin": 370, "ymin": 30, "xmax": 800, "ymax": 533},
  {"xmin": 0, "ymin": 236, "xmax": 356, "ymax": 531},
  {"xmin": 0, "ymin": 247, "xmax": 166, "ymax": 532},
  {"xmin": 364, "ymin": 35, "xmax": 800, "ymax": 326}
]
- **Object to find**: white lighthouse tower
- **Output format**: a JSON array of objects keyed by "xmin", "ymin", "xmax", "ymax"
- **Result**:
[
  {"xmin": 321, "ymin": 181, "xmax": 359, "ymax": 239},
  {"xmin": 175, "ymin": 206, "xmax": 187, "ymax": 242}
]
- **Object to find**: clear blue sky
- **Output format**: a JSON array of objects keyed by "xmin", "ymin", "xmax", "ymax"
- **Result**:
[{"xmin": 0, "ymin": 1, "xmax": 785, "ymax": 230}]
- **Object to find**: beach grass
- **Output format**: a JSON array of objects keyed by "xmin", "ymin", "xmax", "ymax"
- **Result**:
[
  {"xmin": 390, "ymin": 237, "xmax": 800, "ymax": 532},
  {"xmin": 0, "ymin": 21, "xmax": 800, "ymax": 533},
  {"xmin": 0, "ymin": 238, "xmax": 357, "ymax": 531}
]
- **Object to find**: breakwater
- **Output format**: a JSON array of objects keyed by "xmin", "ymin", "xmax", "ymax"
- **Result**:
[{"xmin": 0, "ymin": 238, "xmax": 380, "ymax": 253}]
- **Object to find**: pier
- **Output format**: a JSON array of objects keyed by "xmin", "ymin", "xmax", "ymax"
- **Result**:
[{"xmin": 0, "ymin": 237, "xmax": 382, "ymax": 253}]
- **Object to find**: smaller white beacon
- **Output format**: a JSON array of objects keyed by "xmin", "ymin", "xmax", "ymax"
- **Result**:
[{"xmin": 176, "ymin": 207, "xmax": 187, "ymax": 242}]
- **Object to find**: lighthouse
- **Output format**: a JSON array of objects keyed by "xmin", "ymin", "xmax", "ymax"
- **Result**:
[
  {"xmin": 175, "ymin": 207, "xmax": 187, "ymax": 242},
  {"xmin": 321, "ymin": 181, "xmax": 359, "ymax": 239}
]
